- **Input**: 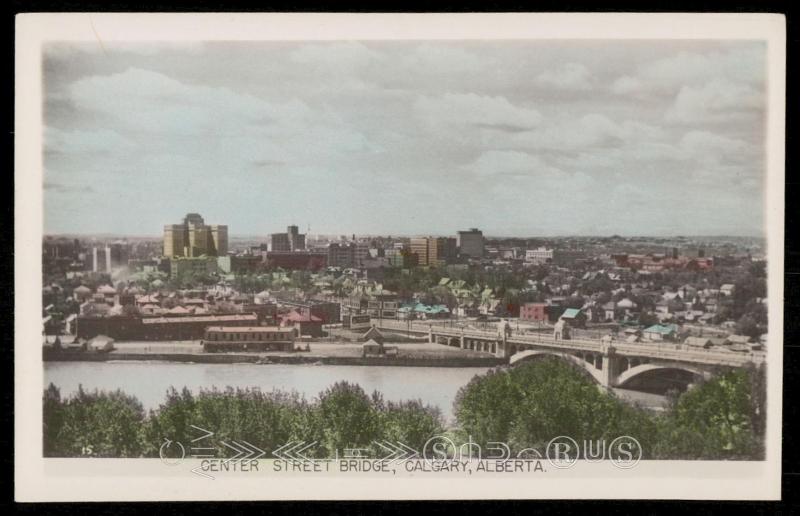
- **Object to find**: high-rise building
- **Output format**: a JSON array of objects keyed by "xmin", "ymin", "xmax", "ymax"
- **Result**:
[
  {"xmin": 525, "ymin": 247, "xmax": 553, "ymax": 264},
  {"xmin": 209, "ymin": 225, "xmax": 228, "ymax": 256},
  {"xmin": 163, "ymin": 213, "xmax": 228, "ymax": 258},
  {"xmin": 287, "ymin": 225, "xmax": 306, "ymax": 251},
  {"xmin": 410, "ymin": 237, "xmax": 451, "ymax": 266},
  {"xmin": 270, "ymin": 233, "xmax": 291, "ymax": 252},
  {"xmin": 91, "ymin": 246, "xmax": 113, "ymax": 273},
  {"xmin": 436, "ymin": 237, "xmax": 458, "ymax": 265},
  {"xmin": 163, "ymin": 224, "xmax": 186, "ymax": 258},
  {"xmin": 457, "ymin": 228, "xmax": 484, "ymax": 258},
  {"xmin": 410, "ymin": 238, "xmax": 430, "ymax": 266},
  {"xmin": 270, "ymin": 225, "xmax": 306, "ymax": 252},
  {"xmin": 410, "ymin": 237, "xmax": 457, "ymax": 267}
]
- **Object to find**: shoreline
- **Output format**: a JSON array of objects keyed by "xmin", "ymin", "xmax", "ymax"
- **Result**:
[{"xmin": 42, "ymin": 350, "xmax": 507, "ymax": 368}]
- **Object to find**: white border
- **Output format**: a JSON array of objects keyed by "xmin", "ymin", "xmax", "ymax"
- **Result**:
[{"xmin": 15, "ymin": 12, "xmax": 786, "ymax": 501}]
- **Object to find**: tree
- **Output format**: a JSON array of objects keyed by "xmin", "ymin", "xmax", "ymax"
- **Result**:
[
  {"xmin": 43, "ymin": 385, "xmax": 146, "ymax": 457},
  {"xmin": 43, "ymin": 384, "xmax": 64, "ymax": 457},
  {"xmin": 378, "ymin": 399, "xmax": 444, "ymax": 453},
  {"xmin": 652, "ymin": 368, "xmax": 764, "ymax": 460},
  {"xmin": 313, "ymin": 382, "xmax": 382, "ymax": 457},
  {"xmin": 454, "ymin": 359, "xmax": 656, "ymax": 456}
]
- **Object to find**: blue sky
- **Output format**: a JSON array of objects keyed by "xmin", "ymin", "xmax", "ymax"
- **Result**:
[{"xmin": 43, "ymin": 40, "xmax": 767, "ymax": 237}]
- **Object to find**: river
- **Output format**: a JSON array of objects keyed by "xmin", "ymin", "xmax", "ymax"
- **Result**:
[
  {"xmin": 44, "ymin": 361, "xmax": 668, "ymax": 424},
  {"xmin": 43, "ymin": 361, "xmax": 490, "ymax": 423}
]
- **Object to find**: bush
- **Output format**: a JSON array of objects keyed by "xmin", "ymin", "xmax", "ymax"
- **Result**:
[
  {"xmin": 43, "ymin": 383, "xmax": 145, "ymax": 457},
  {"xmin": 652, "ymin": 367, "xmax": 765, "ymax": 460},
  {"xmin": 42, "ymin": 363, "xmax": 766, "ymax": 460},
  {"xmin": 454, "ymin": 359, "xmax": 657, "ymax": 456},
  {"xmin": 142, "ymin": 386, "xmax": 309, "ymax": 458}
]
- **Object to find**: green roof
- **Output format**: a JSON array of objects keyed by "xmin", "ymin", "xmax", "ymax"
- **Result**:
[{"xmin": 644, "ymin": 324, "xmax": 678, "ymax": 335}]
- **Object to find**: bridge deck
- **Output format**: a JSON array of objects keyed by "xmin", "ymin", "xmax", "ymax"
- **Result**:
[{"xmin": 377, "ymin": 319, "xmax": 764, "ymax": 368}]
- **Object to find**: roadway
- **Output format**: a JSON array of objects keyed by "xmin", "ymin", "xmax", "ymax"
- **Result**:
[{"xmin": 376, "ymin": 319, "xmax": 765, "ymax": 368}]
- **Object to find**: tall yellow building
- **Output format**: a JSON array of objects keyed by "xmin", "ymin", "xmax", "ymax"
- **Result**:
[
  {"xmin": 163, "ymin": 213, "xmax": 228, "ymax": 258},
  {"xmin": 410, "ymin": 236, "xmax": 457, "ymax": 267}
]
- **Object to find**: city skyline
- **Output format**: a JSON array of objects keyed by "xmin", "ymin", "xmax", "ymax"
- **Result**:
[{"xmin": 44, "ymin": 40, "xmax": 767, "ymax": 237}]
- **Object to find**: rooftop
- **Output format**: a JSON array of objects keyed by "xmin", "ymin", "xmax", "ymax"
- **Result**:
[
  {"xmin": 142, "ymin": 314, "xmax": 258, "ymax": 324},
  {"xmin": 205, "ymin": 326, "xmax": 290, "ymax": 333}
]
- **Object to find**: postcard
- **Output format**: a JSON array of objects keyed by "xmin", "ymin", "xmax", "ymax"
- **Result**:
[{"xmin": 15, "ymin": 12, "xmax": 785, "ymax": 501}]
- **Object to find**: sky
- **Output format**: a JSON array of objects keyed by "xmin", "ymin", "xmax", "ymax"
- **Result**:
[{"xmin": 43, "ymin": 40, "xmax": 767, "ymax": 238}]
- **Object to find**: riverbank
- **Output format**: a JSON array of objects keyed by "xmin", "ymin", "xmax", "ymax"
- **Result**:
[
  {"xmin": 42, "ymin": 340, "xmax": 507, "ymax": 367},
  {"xmin": 44, "ymin": 350, "xmax": 506, "ymax": 367}
]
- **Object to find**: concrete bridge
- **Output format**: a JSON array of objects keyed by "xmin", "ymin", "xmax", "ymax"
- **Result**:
[{"xmin": 378, "ymin": 319, "xmax": 765, "ymax": 392}]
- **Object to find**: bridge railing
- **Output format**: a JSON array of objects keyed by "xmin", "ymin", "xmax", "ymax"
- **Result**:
[
  {"xmin": 423, "ymin": 322, "xmax": 762, "ymax": 367},
  {"xmin": 378, "ymin": 319, "xmax": 764, "ymax": 367}
]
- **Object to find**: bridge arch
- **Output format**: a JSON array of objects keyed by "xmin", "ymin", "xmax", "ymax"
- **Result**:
[
  {"xmin": 510, "ymin": 349, "xmax": 606, "ymax": 386},
  {"xmin": 615, "ymin": 363, "xmax": 711, "ymax": 392}
]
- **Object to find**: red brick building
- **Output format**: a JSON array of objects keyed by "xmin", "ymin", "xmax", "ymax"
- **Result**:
[{"xmin": 520, "ymin": 302, "xmax": 547, "ymax": 322}]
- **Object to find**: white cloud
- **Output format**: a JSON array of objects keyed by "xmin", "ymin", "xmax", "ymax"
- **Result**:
[
  {"xmin": 535, "ymin": 62, "xmax": 593, "ymax": 91},
  {"xmin": 42, "ymin": 41, "xmax": 767, "ymax": 237},
  {"xmin": 463, "ymin": 150, "xmax": 556, "ymax": 177},
  {"xmin": 665, "ymin": 79, "xmax": 763, "ymax": 123},
  {"xmin": 289, "ymin": 41, "xmax": 381, "ymax": 73},
  {"xmin": 413, "ymin": 92, "xmax": 542, "ymax": 130},
  {"xmin": 509, "ymin": 114, "xmax": 657, "ymax": 151},
  {"xmin": 610, "ymin": 75, "xmax": 643, "ymax": 95},
  {"xmin": 639, "ymin": 48, "xmax": 764, "ymax": 88},
  {"xmin": 45, "ymin": 126, "xmax": 138, "ymax": 154}
]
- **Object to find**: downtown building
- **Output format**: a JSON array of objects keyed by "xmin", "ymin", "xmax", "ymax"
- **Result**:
[
  {"xmin": 269, "ymin": 225, "xmax": 306, "ymax": 252},
  {"xmin": 327, "ymin": 241, "xmax": 371, "ymax": 268},
  {"xmin": 457, "ymin": 228, "xmax": 484, "ymax": 258},
  {"xmin": 410, "ymin": 236, "xmax": 457, "ymax": 267},
  {"xmin": 90, "ymin": 241, "xmax": 130, "ymax": 273},
  {"xmin": 163, "ymin": 213, "xmax": 228, "ymax": 258}
]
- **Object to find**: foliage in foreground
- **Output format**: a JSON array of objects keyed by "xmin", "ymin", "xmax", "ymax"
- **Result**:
[
  {"xmin": 453, "ymin": 358, "xmax": 766, "ymax": 460},
  {"xmin": 43, "ymin": 381, "xmax": 443, "ymax": 458},
  {"xmin": 43, "ymin": 359, "xmax": 766, "ymax": 460}
]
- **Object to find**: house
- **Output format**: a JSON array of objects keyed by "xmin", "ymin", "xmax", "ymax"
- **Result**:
[
  {"xmin": 97, "ymin": 284, "xmax": 117, "ymax": 301},
  {"xmin": 87, "ymin": 334, "xmax": 115, "ymax": 352},
  {"xmin": 559, "ymin": 308, "xmax": 586, "ymax": 328},
  {"xmin": 362, "ymin": 339, "xmax": 384, "ymax": 356},
  {"xmin": 654, "ymin": 300, "xmax": 670, "ymax": 316},
  {"xmin": 642, "ymin": 324, "xmax": 678, "ymax": 342},
  {"xmin": 684, "ymin": 336, "xmax": 713, "ymax": 349},
  {"xmin": 362, "ymin": 325, "xmax": 385, "ymax": 345},
  {"xmin": 720, "ymin": 284, "xmax": 735, "ymax": 297},
  {"xmin": 617, "ymin": 298, "xmax": 637, "ymax": 312},
  {"xmin": 602, "ymin": 301, "xmax": 617, "ymax": 321},
  {"xmin": 520, "ymin": 302, "xmax": 547, "ymax": 322},
  {"xmin": 280, "ymin": 310, "xmax": 323, "ymax": 338},
  {"xmin": 726, "ymin": 334, "xmax": 751, "ymax": 345},
  {"xmin": 73, "ymin": 285, "xmax": 92, "ymax": 302},
  {"xmin": 417, "ymin": 303, "xmax": 451, "ymax": 319},
  {"xmin": 167, "ymin": 305, "xmax": 192, "ymax": 315}
]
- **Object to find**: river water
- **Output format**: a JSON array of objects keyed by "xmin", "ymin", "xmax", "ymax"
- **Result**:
[
  {"xmin": 43, "ymin": 361, "xmax": 490, "ymax": 423},
  {"xmin": 44, "ymin": 362, "xmax": 668, "ymax": 424}
]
